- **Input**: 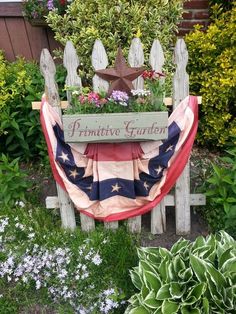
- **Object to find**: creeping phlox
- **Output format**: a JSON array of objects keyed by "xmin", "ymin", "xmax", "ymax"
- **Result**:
[{"xmin": 0, "ymin": 216, "xmax": 125, "ymax": 313}]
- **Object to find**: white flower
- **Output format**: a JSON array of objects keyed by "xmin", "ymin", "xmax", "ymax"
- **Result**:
[
  {"xmin": 92, "ymin": 253, "xmax": 102, "ymax": 266},
  {"xmin": 36, "ymin": 279, "xmax": 41, "ymax": 290},
  {"xmin": 103, "ymin": 288, "xmax": 115, "ymax": 296},
  {"xmin": 28, "ymin": 233, "xmax": 35, "ymax": 240}
]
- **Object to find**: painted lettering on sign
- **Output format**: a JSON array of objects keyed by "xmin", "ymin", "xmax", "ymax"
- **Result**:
[
  {"xmin": 124, "ymin": 120, "xmax": 166, "ymax": 139},
  {"xmin": 63, "ymin": 112, "xmax": 168, "ymax": 143},
  {"xmin": 67, "ymin": 118, "xmax": 166, "ymax": 139},
  {"xmin": 68, "ymin": 119, "xmax": 121, "ymax": 138}
]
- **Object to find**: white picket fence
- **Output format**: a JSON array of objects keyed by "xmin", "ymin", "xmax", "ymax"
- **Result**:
[{"xmin": 36, "ymin": 38, "xmax": 205, "ymax": 235}]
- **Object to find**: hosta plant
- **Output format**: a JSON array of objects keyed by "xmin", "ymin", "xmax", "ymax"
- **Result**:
[{"xmin": 126, "ymin": 231, "xmax": 236, "ymax": 313}]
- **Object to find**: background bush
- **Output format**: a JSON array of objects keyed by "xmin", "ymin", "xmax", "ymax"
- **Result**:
[
  {"xmin": 0, "ymin": 52, "xmax": 66, "ymax": 162},
  {"xmin": 185, "ymin": 2, "xmax": 236, "ymax": 148},
  {"xmin": 47, "ymin": 0, "xmax": 184, "ymax": 92}
]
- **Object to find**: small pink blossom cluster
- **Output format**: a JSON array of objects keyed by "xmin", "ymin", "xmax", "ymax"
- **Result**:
[{"xmin": 78, "ymin": 92, "xmax": 107, "ymax": 107}]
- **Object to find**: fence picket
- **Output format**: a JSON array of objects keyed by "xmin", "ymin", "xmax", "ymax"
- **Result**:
[
  {"xmin": 149, "ymin": 39, "xmax": 166, "ymax": 234},
  {"xmin": 92, "ymin": 39, "xmax": 109, "ymax": 93},
  {"xmin": 63, "ymin": 41, "xmax": 82, "ymax": 105},
  {"xmin": 173, "ymin": 39, "xmax": 191, "ymax": 235},
  {"xmin": 128, "ymin": 38, "xmax": 144, "ymax": 90},
  {"xmin": 149, "ymin": 39, "xmax": 165, "ymax": 73},
  {"xmin": 40, "ymin": 49, "xmax": 76, "ymax": 230}
]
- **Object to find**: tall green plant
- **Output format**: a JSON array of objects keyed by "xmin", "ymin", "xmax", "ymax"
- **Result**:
[
  {"xmin": 126, "ymin": 232, "xmax": 236, "ymax": 313},
  {"xmin": 47, "ymin": 0, "xmax": 184, "ymax": 91},
  {"xmin": 0, "ymin": 154, "xmax": 31, "ymax": 206},
  {"xmin": 204, "ymin": 140, "xmax": 236, "ymax": 236}
]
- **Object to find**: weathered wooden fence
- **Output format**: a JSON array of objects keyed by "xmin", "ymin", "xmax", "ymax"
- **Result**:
[
  {"xmin": 0, "ymin": 3, "xmax": 60, "ymax": 62},
  {"xmin": 35, "ymin": 38, "xmax": 205, "ymax": 235}
]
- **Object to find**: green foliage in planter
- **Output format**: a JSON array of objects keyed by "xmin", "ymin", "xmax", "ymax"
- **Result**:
[
  {"xmin": 0, "ymin": 52, "xmax": 66, "ymax": 161},
  {"xmin": 185, "ymin": 3, "xmax": 236, "ymax": 148},
  {"xmin": 203, "ymin": 139, "xmax": 236, "ymax": 237},
  {"xmin": 46, "ymin": 0, "xmax": 184, "ymax": 92},
  {"xmin": 0, "ymin": 154, "xmax": 31, "ymax": 207},
  {"xmin": 126, "ymin": 231, "xmax": 236, "ymax": 314}
]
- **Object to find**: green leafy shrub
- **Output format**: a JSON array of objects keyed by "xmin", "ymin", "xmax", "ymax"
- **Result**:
[
  {"xmin": 0, "ymin": 52, "xmax": 66, "ymax": 161},
  {"xmin": 185, "ymin": 3, "xmax": 236, "ymax": 148},
  {"xmin": 126, "ymin": 231, "xmax": 236, "ymax": 313},
  {"xmin": 0, "ymin": 154, "xmax": 31, "ymax": 206},
  {"xmin": 204, "ymin": 140, "xmax": 236, "ymax": 237},
  {"xmin": 47, "ymin": 0, "xmax": 184, "ymax": 91}
]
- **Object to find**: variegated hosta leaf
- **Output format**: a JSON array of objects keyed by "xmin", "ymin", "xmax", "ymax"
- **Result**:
[
  {"xmin": 143, "ymin": 270, "xmax": 162, "ymax": 291},
  {"xmin": 156, "ymin": 283, "xmax": 171, "ymax": 300},
  {"xmin": 170, "ymin": 282, "xmax": 186, "ymax": 299},
  {"xmin": 178, "ymin": 267, "xmax": 193, "ymax": 283},
  {"xmin": 218, "ymin": 248, "xmax": 234, "ymax": 269},
  {"xmin": 140, "ymin": 260, "xmax": 159, "ymax": 276},
  {"xmin": 173, "ymin": 255, "xmax": 186, "ymax": 274},
  {"xmin": 161, "ymin": 299, "xmax": 179, "ymax": 313},
  {"xmin": 130, "ymin": 269, "xmax": 143, "ymax": 290},
  {"xmin": 181, "ymin": 305, "xmax": 201, "ymax": 314},
  {"xmin": 221, "ymin": 256, "xmax": 236, "ymax": 274},
  {"xmin": 170, "ymin": 238, "xmax": 191, "ymax": 254},
  {"xmin": 128, "ymin": 306, "xmax": 150, "ymax": 314}
]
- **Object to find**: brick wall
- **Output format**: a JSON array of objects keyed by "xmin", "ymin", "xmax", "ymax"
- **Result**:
[{"xmin": 178, "ymin": 0, "xmax": 210, "ymax": 36}]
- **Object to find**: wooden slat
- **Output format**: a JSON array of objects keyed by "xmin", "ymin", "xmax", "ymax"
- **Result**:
[
  {"xmin": 80, "ymin": 213, "xmax": 95, "ymax": 232},
  {"xmin": 104, "ymin": 222, "xmax": 119, "ymax": 230},
  {"xmin": 151, "ymin": 200, "xmax": 166, "ymax": 235},
  {"xmin": 63, "ymin": 41, "xmax": 82, "ymax": 104},
  {"xmin": 40, "ymin": 48, "xmax": 76, "ymax": 231},
  {"xmin": 128, "ymin": 38, "xmax": 144, "ymax": 90},
  {"xmin": 5, "ymin": 17, "xmax": 32, "ymax": 59},
  {"xmin": 92, "ymin": 39, "xmax": 109, "ymax": 92},
  {"xmin": 173, "ymin": 38, "xmax": 191, "ymax": 235},
  {"xmin": 0, "ymin": 18, "xmax": 15, "ymax": 61},
  {"xmin": 128, "ymin": 216, "xmax": 141, "ymax": 233},
  {"xmin": 0, "ymin": 3, "xmax": 23, "ymax": 17},
  {"xmin": 25, "ymin": 20, "xmax": 50, "ymax": 60},
  {"xmin": 46, "ymin": 193, "xmax": 206, "ymax": 209},
  {"xmin": 149, "ymin": 39, "xmax": 165, "ymax": 73}
]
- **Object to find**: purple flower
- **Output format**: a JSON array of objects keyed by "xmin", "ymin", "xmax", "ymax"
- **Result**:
[
  {"xmin": 47, "ymin": 0, "xmax": 54, "ymax": 11},
  {"xmin": 109, "ymin": 90, "xmax": 129, "ymax": 106}
]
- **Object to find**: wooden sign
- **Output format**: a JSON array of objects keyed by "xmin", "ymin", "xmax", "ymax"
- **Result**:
[{"xmin": 62, "ymin": 111, "xmax": 168, "ymax": 143}]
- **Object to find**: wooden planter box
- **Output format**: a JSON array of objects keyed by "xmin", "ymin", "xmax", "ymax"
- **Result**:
[
  {"xmin": 28, "ymin": 18, "xmax": 48, "ymax": 27},
  {"xmin": 62, "ymin": 111, "xmax": 168, "ymax": 143}
]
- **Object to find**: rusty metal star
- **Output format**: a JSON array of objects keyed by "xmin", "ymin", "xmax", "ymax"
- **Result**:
[{"xmin": 95, "ymin": 47, "xmax": 145, "ymax": 96}]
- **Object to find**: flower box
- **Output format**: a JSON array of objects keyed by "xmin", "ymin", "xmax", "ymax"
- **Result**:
[
  {"xmin": 62, "ymin": 111, "xmax": 168, "ymax": 143},
  {"xmin": 27, "ymin": 18, "xmax": 48, "ymax": 27}
]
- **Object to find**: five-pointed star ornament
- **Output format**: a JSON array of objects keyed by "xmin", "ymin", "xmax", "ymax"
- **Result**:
[{"xmin": 95, "ymin": 47, "xmax": 145, "ymax": 96}]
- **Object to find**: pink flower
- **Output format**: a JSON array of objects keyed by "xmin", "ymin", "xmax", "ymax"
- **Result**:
[
  {"xmin": 78, "ymin": 95, "xmax": 86, "ymax": 104},
  {"xmin": 87, "ymin": 92, "xmax": 100, "ymax": 104}
]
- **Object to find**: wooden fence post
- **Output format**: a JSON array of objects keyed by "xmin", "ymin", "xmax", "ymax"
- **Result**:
[
  {"xmin": 173, "ymin": 38, "xmax": 191, "ymax": 235},
  {"xmin": 149, "ymin": 39, "xmax": 166, "ymax": 235},
  {"xmin": 40, "ymin": 48, "xmax": 76, "ymax": 231}
]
